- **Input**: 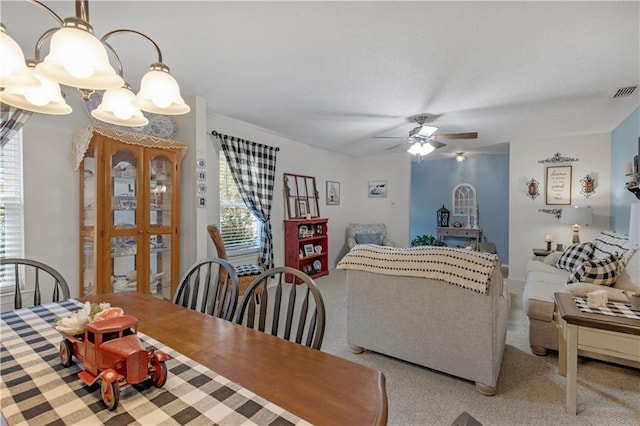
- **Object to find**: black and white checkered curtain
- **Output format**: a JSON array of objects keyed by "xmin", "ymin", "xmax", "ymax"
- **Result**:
[
  {"xmin": 217, "ymin": 134, "xmax": 279, "ymax": 269},
  {"xmin": 1, "ymin": 104, "xmax": 32, "ymax": 148}
]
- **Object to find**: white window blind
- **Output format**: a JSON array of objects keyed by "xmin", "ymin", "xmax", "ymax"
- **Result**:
[
  {"xmin": 219, "ymin": 155, "xmax": 261, "ymax": 255},
  {"xmin": 1, "ymin": 131, "xmax": 24, "ymax": 288}
]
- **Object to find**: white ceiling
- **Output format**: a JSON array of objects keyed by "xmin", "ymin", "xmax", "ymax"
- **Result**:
[{"xmin": 3, "ymin": 1, "xmax": 639, "ymax": 159}]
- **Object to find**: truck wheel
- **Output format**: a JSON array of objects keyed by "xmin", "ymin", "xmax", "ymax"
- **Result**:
[
  {"xmin": 60, "ymin": 340, "xmax": 73, "ymax": 367},
  {"xmin": 151, "ymin": 361, "xmax": 167, "ymax": 388},
  {"xmin": 101, "ymin": 380, "xmax": 119, "ymax": 411}
]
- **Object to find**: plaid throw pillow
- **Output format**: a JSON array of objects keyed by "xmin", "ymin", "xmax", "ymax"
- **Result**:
[
  {"xmin": 555, "ymin": 242, "xmax": 595, "ymax": 272},
  {"xmin": 567, "ymin": 253, "xmax": 621, "ymax": 286}
]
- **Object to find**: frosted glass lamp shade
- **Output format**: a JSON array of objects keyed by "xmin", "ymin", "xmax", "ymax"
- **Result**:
[
  {"xmin": 135, "ymin": 66, "xmax": 190, "ymax": 115},
  {"xmin": 629, "ymin": 203, "xmax": 640, "ymax": 248},
  {"xmin": 36, "ymin": 22, "xmax": 123, "ymax": 90},
  {"xmin": 92, "ymin": 86, "xmax": 149, "ymax": 127},
  {"xmin": 0, "ymin": 27, "xmax": 39, "ymax": 89},
  {"xmin": 408, "ymin": 142, "xmax": 435, "ymax": 156},
  {"xmin": 0, "ymin": 65, "xmax": 71, "ymax": 115}
]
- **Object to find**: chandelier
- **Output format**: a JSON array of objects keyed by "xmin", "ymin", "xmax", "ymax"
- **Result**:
[{"xmin": 0, "ymin": 0, "xmax": 190, "ymax": 127}]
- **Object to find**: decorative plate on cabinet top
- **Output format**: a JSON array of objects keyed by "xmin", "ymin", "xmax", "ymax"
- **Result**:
[
  {"xmin": 83, "ymin": 91, "xmax": 178, "ymax": 139},
  {"xmin": 313, "ymin": 260, "xmax": 322, "ymax": 271}
]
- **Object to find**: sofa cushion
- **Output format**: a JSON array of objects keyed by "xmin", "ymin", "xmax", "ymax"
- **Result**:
[
  {"xmin": 355, "ymin": 232, "xmax": 382, "ymax": 245},
  {"xmin": 555, "ymin": 242, "xmax": 594, "ymax": 272},
  {"xmin": 567, "ymin": 253, "xmax": 621, "ymax": 286}
]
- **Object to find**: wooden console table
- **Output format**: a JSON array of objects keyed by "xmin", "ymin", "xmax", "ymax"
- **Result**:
[
  {"xmin": 436, "ymin": 227, "xmax": 482, "ymax": 250},
  {"xmin": 554, "ymin": 292, "xmax": 640, "ymax": 415}
]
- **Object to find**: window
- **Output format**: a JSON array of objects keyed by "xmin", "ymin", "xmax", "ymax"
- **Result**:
[
  {"xmin": 219, "ymin": 155, "xmax": 261, "ymax": 255},
  {"xmin": 0, "ymin": 131, "xmax": 24, "ymax": 289}
]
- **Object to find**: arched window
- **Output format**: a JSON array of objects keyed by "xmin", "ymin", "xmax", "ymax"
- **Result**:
[{"xmin": 452, "ymin": 184, "xmax": 478, "ymax": 228}]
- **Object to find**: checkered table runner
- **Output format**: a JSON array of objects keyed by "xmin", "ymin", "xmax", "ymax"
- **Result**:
[
  {"xmin": 573, "ymin": 297, "xmax": 640, "ymax": 320},
  {"xmin": 1, "ymin": 300, "xmax": 310, "ymax": 425}
]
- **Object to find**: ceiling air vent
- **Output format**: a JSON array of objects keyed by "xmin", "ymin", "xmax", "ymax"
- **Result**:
[{"xmin": 612, "ymin": 86, "xmax": 637, "ymax": 99}]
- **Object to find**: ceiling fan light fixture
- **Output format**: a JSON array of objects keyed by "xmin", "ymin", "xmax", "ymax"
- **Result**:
[
  {"xmin": 456, "ymin": 152, "xmax": 466, "ymax": 162},
  {"xmin": 408, "ymin": 141, "xmax": 434, "ymax": 156},
  {"xmin": 0, "ymin": 25, "xmax": 40, "ymax": 89}
]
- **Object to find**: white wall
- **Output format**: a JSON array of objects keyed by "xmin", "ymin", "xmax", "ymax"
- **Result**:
[
  {"xmin": 19, "ymin": 94, "xmax": 90, "ymax": 302},
  {"xmin": 509, "ymin": 133, "xmax": 611, "ymax": 281}
]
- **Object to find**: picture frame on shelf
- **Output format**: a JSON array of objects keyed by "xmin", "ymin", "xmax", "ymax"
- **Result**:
[
  {"xmin": 297, "ymin": 199, "xmax": 308, "ymax": 217},
  {"xmin": 545, "ymin": 165, "xmax": 572, "ymax": 205},
  {"xmin": 326, "ymin": 181, "xmax": 340, "ymax": 205},
  {"xmin": 368, "ymin": 180, "xmax": 387, "ymax": 198},
  {"xmin": 303, "ymin": 244, "xmax": 315, "ymax": 256}
]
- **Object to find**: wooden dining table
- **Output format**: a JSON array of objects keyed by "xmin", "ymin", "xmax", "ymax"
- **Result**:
[{"xmin": 79, "ymin": 292, "xmax": 388, "ymax": 426}]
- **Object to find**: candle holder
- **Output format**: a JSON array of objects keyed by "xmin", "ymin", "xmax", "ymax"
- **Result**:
[{"xmin": 546, "ymin": 241, "xmax": 552, "ymax": 251}]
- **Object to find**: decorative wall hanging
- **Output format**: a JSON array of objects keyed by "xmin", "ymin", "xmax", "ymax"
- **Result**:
[
  {"xmin": 545, "ymin": 165, "xmax": 572, "ymax": 205},
  {"xmin": 537, "ymin": 152, "xmax": 579, "ymax": 164},
  {"xmin": 580, "ymin": 175, "xmax": 596, "ymax": 198},
  {"xmin": 526, "ymin": 178, "xmax": 539, "ymax": 200},
  {"xmin": 538, "ymin": 208, "xmax": 562, "ymax": 219}
]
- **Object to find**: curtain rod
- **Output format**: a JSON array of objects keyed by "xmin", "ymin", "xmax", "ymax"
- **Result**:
[{"xmin": 211, "ymin": 130, "xmax": 280, "ymax": 151}]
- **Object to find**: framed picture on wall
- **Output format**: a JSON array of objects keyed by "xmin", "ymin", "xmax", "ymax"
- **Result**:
[
  {"xmin": 545, "ymin": 165, "xmax": 572, "ymax": 205},
  {"xmin": 326, "ymin": 181, "xmax": 340, "ymax": 205},
  {"xmin": 368, "ymin": 180, "xmax": 387, "ymax": 198}
]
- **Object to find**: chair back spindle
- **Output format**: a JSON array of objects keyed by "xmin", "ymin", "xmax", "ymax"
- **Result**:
[
  {"xmin": 235, "ymin": 267, "xmax": 325, "ymax": 349},
  {"xmin": 1, "ymin": 258, "xmax": 70, "ymax": 310},
  {"xmin": 174, "ymin": 258, "xmax": 239, "ymax": 321}
]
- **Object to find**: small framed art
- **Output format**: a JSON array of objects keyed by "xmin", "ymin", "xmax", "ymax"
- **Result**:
[
  {"xmin": 303, "ymin": 244, "xmax": 315, "ymax": 256},
  {"xmin": 326, "ymin": 181, "xmax": 340, "ymax": 205},
  {"xmin": 368, "ymin": 180, "xmax": 387, "ymax": 198}
]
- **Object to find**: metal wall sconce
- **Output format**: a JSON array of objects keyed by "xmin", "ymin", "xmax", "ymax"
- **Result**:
[
  {"xmin": 580, "ymin": 175, "xmax": 596, "ymax": 198},
  {"xmin": 526, "ymin": 178, "xmax": 539, "ymax": 200}
]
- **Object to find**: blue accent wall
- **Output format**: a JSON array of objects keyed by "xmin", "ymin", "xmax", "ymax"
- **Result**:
[
  {"xmin": 611, "ymin": 107, "xmax": 640, "ymax": 232},
  {"xmin": 410, "ymin": 154, "xmax": 510, "ymax": 263}
]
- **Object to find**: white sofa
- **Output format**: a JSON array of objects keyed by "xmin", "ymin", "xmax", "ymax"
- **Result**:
[
  {"xmin": 339, "ymin": 245, "xmax": 509, "ymax": 395},
  {"xmin": 523, "ymin": 231, "xmax": 640, "ymax": 366}
]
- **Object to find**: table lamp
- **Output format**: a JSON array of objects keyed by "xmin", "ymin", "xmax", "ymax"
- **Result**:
[{"xmin": 561, "ymin": 206, "xmax": 592, "ymax": 243}]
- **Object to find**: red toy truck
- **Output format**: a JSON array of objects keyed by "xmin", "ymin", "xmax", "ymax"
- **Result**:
[{"xmin": 58, "ymin": 314, "xmax": 168, "ymax": 410}]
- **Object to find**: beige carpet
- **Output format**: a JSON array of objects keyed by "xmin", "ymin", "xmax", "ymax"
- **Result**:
[{"xmin": 315, "ymin": 269, "xmax": 640, "ymax": 426}]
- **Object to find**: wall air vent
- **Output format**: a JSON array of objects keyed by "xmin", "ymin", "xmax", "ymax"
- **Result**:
[{"xmin": 612, "ymin": 86, "xmax": 637, "ymax": 99}]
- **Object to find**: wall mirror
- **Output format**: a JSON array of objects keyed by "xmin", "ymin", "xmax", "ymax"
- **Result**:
[{"xmin": 283, "ymin": 173, "xmax": 320, "ymax": 219}]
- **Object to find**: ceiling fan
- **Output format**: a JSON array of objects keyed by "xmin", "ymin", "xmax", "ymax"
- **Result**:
[{"xmin": 374, "ymin": 115, "xmax": 478, "ymax": 155}]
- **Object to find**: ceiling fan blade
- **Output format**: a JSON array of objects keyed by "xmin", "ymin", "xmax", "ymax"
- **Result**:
[
  {"xmin": 373, "ymin": 136, "xmax": 407, "ymax": 139},
  {"xmin": 434, "ymin": 132, "xmax": 478, "ymax": 141},
  {"xmin": 429, "ymin": 140, "xmax": 447, "ymax": 149},
  {"xmin": 385, "ymin": 142, "xmax": 409, "ymax": 151}
]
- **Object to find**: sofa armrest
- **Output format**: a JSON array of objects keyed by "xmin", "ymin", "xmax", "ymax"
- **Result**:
[{"xmin": 347, "ymin": 237, "xmax": 357, "ymax": 249}]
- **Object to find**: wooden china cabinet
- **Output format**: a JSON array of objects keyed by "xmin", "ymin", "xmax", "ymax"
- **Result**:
[{"xmin": 77, "ymin": 126, "xmax": 187, "ymax": 299}]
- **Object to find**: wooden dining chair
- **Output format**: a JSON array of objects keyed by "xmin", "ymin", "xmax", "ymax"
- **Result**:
[
  {"xmin": 174, "ymin": 258, "xmax": 239, "ymax": 321},
  {"xmin": 207, "ymin": 225, "xmax": 264, "ymax": 297},
  {"xmin": 234, "ymin": 266, "xmax": 326, "ymax": 350},
  {"xmin": 0, "ymin": 258, "xmax": 70, "ymax": 309}
]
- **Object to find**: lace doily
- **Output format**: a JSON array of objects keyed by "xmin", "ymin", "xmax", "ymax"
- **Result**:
[{"xmin": 71, "ymin": 125, "xmax": 188, "ymax": 170}]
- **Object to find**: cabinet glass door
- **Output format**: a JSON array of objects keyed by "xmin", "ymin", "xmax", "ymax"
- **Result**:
[
  {"xmin": 111, "ymin": 148, "xmax": 138, "ymax": 292},
  {"xmin": 82, "ymin": 237, "xmax": 94, "ymax": 295},
  {"xmin": 150, "ymin": 234, "xmax": 171, "ymax": 298},
  {"xmin": 149, "ymin": 155, "xmax": 172, "ymax": 228}
]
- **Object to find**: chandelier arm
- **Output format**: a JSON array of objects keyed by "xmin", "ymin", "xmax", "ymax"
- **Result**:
[
  {"xmin": 26, "ymin": 0, "xmax": 64, "ymax": 26},
  {"xmin": 101, "ymin": 29, "xmax": 164, "ymax": 64},
  {"xmin": 101, "ymin": 40, "xmax": 124, "ymax": 78},
  {"xmin": 32, "ymin": 27, "xmax": 58, "ymax": 61}
]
